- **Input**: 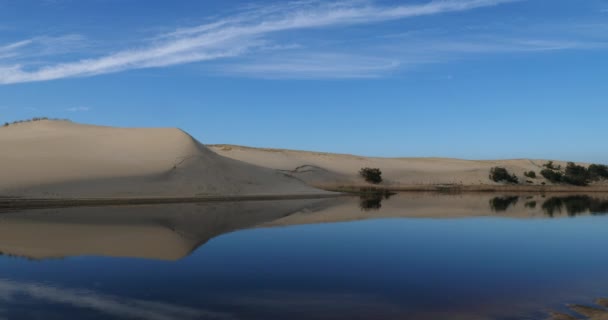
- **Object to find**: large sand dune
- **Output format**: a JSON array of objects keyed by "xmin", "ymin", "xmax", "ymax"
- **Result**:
[
  {"xmin": 0, "ymin": 121, "xmax": 326, "ymax": 198},
  {"xmin": 209, "ymin": 144, "xmax": 605, "ymax": 190},
  {"xmin": 2, "ymin": 120, "xmax": 604, "ymax": 199}
]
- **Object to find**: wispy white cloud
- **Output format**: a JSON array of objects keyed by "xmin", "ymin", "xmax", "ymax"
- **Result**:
[
  {"xmin": 0, "ymin": 0, "xmax": 520, "ymax": 84},
  {"xmin": 222, "ymin": 36, "xmax": 598, "ymax": 78},
  {"xmin": 0, "ymin": 40, "xmax": 33, "ymax": 59},
  {"xmin": 0, "ymin": 40, "xmax": 33, "ymax": 52},
  {"xmin": 222, "ymin": 53, "xmax": 401, "ymax": 79},
  {"xmin": 406, "ymin": 38, "xmax": 602, "ymax": 54},
  {"xmin": 0, "ymin": 35, "xmax": 86, "ymax": 61}
]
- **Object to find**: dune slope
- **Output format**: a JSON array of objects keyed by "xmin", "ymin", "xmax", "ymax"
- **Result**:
[{"xmin": 0, "ymin": 121, "xmax": 326, "ymax": 198}]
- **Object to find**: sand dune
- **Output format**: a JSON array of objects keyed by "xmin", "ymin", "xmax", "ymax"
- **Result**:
[
  {"xmin": 209, "ymin": 144, "xmax": 606, "ymax": 190},
  {"xmin": 0, "ymin": 121, "xmax": 327, "ymax": 198},
  {"xmin": 1, "ymin": 120, "xmax": 604, "ymax": 199}
]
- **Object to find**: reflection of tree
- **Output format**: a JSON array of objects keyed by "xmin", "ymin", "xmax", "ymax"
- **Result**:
[
  {"xmin": 489, "ymin": 196, "xmax": 519, "ymax": 212},
  {"xmin": 550, "ymin": 297, "xmax": 608, "ymax": 319},
  {"xmin": 359, "ymin": 196, "xmax": 382, "ymax": 211},
  {"xmin": 542, "ymin": 196, "xmax": 608, "ymax": 217},
  {"xmin": 359, "ymin": 192, "xmax": 393, "ymax": 212}
]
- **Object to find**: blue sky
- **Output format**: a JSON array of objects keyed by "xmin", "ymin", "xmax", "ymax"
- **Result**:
[{"xmin": 1, "ymin": 0, "xmax": 607, "ymax": 162}]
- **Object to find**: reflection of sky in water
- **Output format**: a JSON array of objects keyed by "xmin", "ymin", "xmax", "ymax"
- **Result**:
[{"xmin": 2, "ymin": 215, "xmax": 608, "ymax": 319}]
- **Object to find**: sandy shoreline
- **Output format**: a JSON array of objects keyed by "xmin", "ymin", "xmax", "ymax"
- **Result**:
[{"xmin": 3, "ymin": 188, "xmax": 608, "ymax": 211}]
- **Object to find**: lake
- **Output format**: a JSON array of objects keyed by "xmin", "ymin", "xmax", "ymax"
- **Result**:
[{"xmin": 1, "ymin": 193, "xmax": 607, "ymax": 319}]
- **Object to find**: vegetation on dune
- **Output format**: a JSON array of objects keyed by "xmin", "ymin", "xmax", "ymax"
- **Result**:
[
  {"xmin": 543, "ymin": 160, "xmax": 561, "ymax": 171},
  {"xmin": 2, "ymin": 117, "xmax": 69, "ymax": 127},
  {"xmin": 489, "ymin": 161, "xmax": 608, "ymax": 187},
  {"xmin": 563, "ymin": 162, "xmax": 590, "ymax": 186},
  {"xmin": 589, "ymin": 164, "xmax": 608, "ymax": 181},
  {"xmin": 359, "ymin": 167, "xmax": 383, "ymax": 184},
  {"xmin": 541, "ymin": 168, "xmax": 563, "ymax": 183},
  {"xmin": 489, "ymin": 167, "xmax": 519, "ymax": 184},
  {"xmin": 540, "ymin": 161, "xmax": 608, "ymax": 186}
]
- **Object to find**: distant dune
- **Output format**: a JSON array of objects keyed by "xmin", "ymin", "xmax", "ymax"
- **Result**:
[
  {"xmin": 209, "ymin": 144, "xmax": 608, "ymax": 191},
  {"xmin": 0, "ymin": 120, "xmax": 326, "ymax": 198}
]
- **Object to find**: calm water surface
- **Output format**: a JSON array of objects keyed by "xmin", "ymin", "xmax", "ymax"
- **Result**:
[{"xmin": 1, "ymin": 193, "xmax": 607, "ymax": 319}]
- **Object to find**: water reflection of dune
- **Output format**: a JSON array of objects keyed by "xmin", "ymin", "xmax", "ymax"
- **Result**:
[
  {"xmin": 1, "ymin": 193, "xmax": 607, "ymax": 261},
  {"xmin": 0, "ymin": 199, "xmax": 336, "ymax": 261},
  {"xmin": 263, "ymin": 193, "xmax": 608, "ymax": 227}
]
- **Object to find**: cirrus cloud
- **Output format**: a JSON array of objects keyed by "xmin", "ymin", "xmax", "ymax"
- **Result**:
[{"xmin": 0, "ymin": 0, "xmax": 521, "ymax": 85}]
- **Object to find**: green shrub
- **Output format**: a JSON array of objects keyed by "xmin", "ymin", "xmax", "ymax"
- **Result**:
[
  {"xmin": 359, "ymin": 168, "xmax": 382, "ymax": 184},
  {"xmin": 562, "ymin": 162, "xmax": 590, "ymax": 186},
  {"xmin": 543, "ymin": 161, "xmax": 561, "ymax": 171},
  {"xmin": 489, "ymin": 167, "xmax": 519, "ymax": 184},
  {"xmin": 539, "ymin": 162, "xmax": 608, "ymax": 186},
  {"xmin": 541, "ymin": 168, "xmax": 563, "ymax": 183},
  {"xmin": 524, "ymin": 171, "xmax": 536, "ymax": 179},
  {"xmin": 589, "ymin": 164, "xmax": 608, "ymax": 181}
]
